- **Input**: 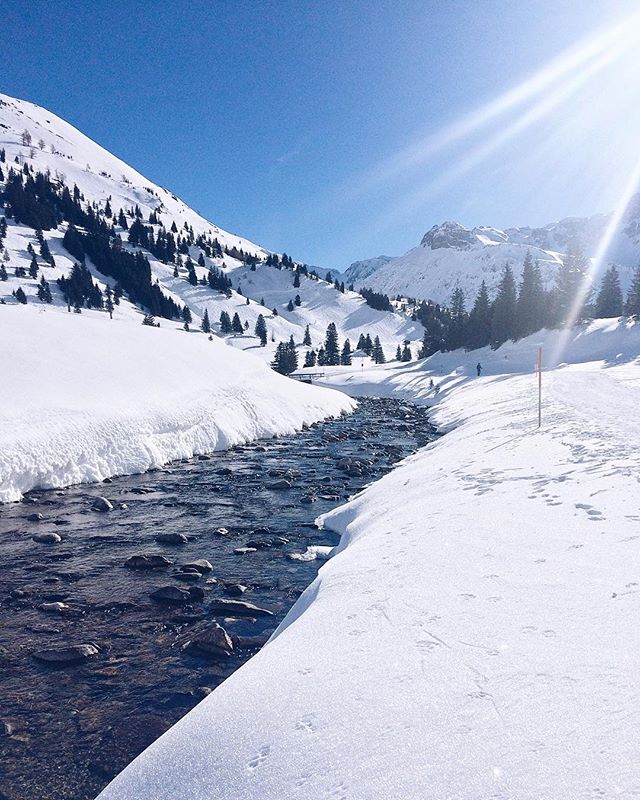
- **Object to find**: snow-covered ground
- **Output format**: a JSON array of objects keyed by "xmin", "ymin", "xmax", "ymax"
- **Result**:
[
  {"xmin": 0, "ymin": 305, "xmax": 353, "ymax": 503},
  {"xmin": 98, "ymin": 317, "xmax": 640, "ymax": 800}
]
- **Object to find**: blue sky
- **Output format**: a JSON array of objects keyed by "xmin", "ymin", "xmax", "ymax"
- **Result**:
[{"xmin": 4, "ymin": 0, "xmax": 640, "ymax": 267}]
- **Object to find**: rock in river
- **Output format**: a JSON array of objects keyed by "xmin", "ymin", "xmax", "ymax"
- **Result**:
[
  {"xmin": 125, "ymin": 554, "xmax": 173, "ymax": 569},
  {"xmin": 150, "ymin": 586, "xmax": 192, "ymax": 604},
  {"xmin": 32, "ymin": 644, "xmax": 99, "ymax": 664},
  {"xmin": 33, "ymin": 532, "xmax": 62, "ymax": 544},
  {"xmin": 92, "ymin": 497, "xmax": 114, "ymax": 512},
  {"xmin": 181, "ymin": 559, "xmax": 213, "ymax": 574},
  {"xmin": 210, "ymin": 599, "xmax": 274, "ymax": 618},
  {"xmin": 183, "ymin": 622, "xmax": 234, "ymax": 658},
  {"xmin": 155, "ymin": 532, "xmax": 188, "ymax": 545}
]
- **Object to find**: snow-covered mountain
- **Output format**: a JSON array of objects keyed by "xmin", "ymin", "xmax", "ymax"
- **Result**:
[
  {"xmin": 0, "ymin": 92, "xmax": 422, "ymax": 363},
  {"xmin": 345, "ymin": 208, "xmax": 640, "ymax": 305}
]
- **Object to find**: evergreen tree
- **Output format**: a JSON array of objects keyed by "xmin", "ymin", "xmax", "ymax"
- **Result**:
[
  {"xmin": 550, "ymin": 251, "xmax": 590, "ymax": 326},
  {"xmin": 324, "ymin": 322, "xmax": 340, "ymax": 365},
  {"xmin": 219, "ymin": 310, "xmax": 232, "ymax": 333},
  {"xmin": 287, "ymin": 299, "xmax": 294, "ymax": 312},
  {"xmin": 231, "ymin": 312, "xmax": 243, "ymax": 333},
  {"xmin": 372, "ymin": 336, "xmax": 385, "ymax": 364},
  {"xmin": 104, "ymin": 285, "xmax": 114, "ymax": 317},
  {"xmin": 0, "ymin": 264, "xmax": 7, "ymax": 281},
  {"xmin": 304, "ymin": 349, "xmax": 317, "ymax": 368},
  {"xmin": 186, "ymin": 257, "xmax": 198, "ymax": 286},
  {"xmin": 401, "ymin": 342, "xmax": 412, "ymax": 362},
  {"xmin": 395, "ymin": 344, "xmax": 402, "ymax": 361},
  {"xmin": 363, "ymin": 333, "xmax": 373, "ymax": 355},
  {"xmin": 595, "ymin": 265, "xmax": 623, "ymax": 318},
  {"xmin": 201, "ymin": 308, "xmax": 211, "ymax": 333},
  {"xmin": 271, "ymin": 339, "xmax": 298, "ymax": 375},
  {"xmin": 294, "ymin": 294, "xmax": 301, "ymax": 306},
  {"xmin": 142, "ymin": 313, "xmax": 156, "ymax": 326},
  {"xmin": 303, "ymin": 324, "xmax": 312, "ymax": 346},
  {"xmin": 15, "ymin": 287, "xmax": 27, "ymax": 304},
  {"xmin": 37, "ymin": 275, "xmax": 52, "ymax": 303},
  {"xmin": 445, "ymin": 287, "xmax": 467, "ymax": 350},
  {"xmin": 491, "ymin": 263, "xmax": 517, "ymax": 347},
  {"xmin": 341, "ymin": 338, "xmax": 352, "ymax": 365},
  {"xmin": 515, "ymin": 252, "xmax": 544, "ymax": 338},
  {"xmin": 357, "ymin": 333, "xmax": 367, "ymax": 351},
  {"xmin": 254, "ymin": 314, "xmax": 267, "ymax": 346},
  {"xmin": 293, "ymin": 272, "xmax": 300, "ymax": 288},
  {"xmin": 466, "ymin": 281, "xmax": 492, "ymax": 350},
  {"xmin": 625, "ymin": 265, "xmax": 640, "ymax": 316},
  {"xmin": 29, "ymin": 254, "xmax": 39, "ymax": 279},
  {"xmin": 317, "ymin": 347, "xmax": 326, "ymax": 366}
]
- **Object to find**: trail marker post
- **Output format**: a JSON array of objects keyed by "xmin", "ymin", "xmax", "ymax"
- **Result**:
[{"xmin": 537, "ymin": 347, "xmax": 542, "ymax": 428}]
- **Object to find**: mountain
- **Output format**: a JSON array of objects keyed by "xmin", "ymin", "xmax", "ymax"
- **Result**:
[
  {"xmin": 0, "ymin": 92, "xmax": 422, "ymax": 365},
  {"xmin": 345, "ymin": 208, "xmax": 640, "ymax": 305}
]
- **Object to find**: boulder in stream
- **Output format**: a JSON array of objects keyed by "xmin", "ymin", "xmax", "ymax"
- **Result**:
[{"xmin": 32, "ymin": 643, "xmax": 99, "ymax": 665}]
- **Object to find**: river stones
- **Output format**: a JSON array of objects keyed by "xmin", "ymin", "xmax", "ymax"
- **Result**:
[
  {"xmin": 183, "ymin": 622, "xmax": 234, "ymax": 658},
  {"xmin": 233, "ymin": 547, "xmax": 257, "ymax": 555},
  {"xmin": 27, "ymin": 512, "xmax": 44, "ymax": 522},
  {"xmin": 174, "ymin": 570, "xmax": 202, "ymax": 583},
  {"xmin": 33, "ymin": 532, "xmax": 62, "ymax": 544},
  {"xmin": 155, "ymin": 532, "xmax": 188, "ymax": 545},
  {"xmin": 267, "ymin": 479, "xmax": 292, "ymax": 490},
  {"xmin": 224, "ymin": 583, "xmax": 248, "ymax": 596},
  {"xmin": 125, "ymin": 554, "xmax": 173, "ymax": 569},
  {"xmin": 209, "ymin": 599, "xmax": 273, "ymax": 618},
  {"xmin": 32, "ymin": 643, "xmax": 99, "ymax": 664},
  {"xmin": 91, "ymin": 497, "xmax": 113, "ymax": 512},
  {"xmin": 217, "ymin": 467, "xmax": 233, "ymax": 476},
  {"xmin": 181, "ymin": 559, "xmax": 213, "ymax": 573},
  {"xmin": 149, "ymin": 586, "xmax": 192, "ymax": 603},
  {"xmin": 39, "ymin": 601, "xmax": 70, "ymax": 614}
]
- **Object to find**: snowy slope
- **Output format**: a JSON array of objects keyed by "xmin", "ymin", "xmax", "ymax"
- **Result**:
[
  {"xmin": 0, "ymin": 93, "xmax": 423, "ymax": 362},
  {"xmin": 97, "ymin": 318, "xmax": 640, "ymax": 800},
  {"xmin": 0, "ymin": 305, "xmax": 353, "ymax": 503},
  {"xmin": 346, "ymin": 207, "xmax": 640, "ymax": 305}
]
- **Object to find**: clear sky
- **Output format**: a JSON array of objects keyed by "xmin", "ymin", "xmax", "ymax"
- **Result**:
[{"xmin": 3, "ymin": 0, "xmax": 640, "ymax": 268}]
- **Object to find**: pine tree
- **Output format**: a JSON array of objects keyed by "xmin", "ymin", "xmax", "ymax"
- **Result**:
[
  {"xmin": 317, "ymin": 347, "xmax": 326, "ymax": 366},
  {"xmin": 29, "ymin": 254, "xmax": 39, "ymax": 279},
  {"xmin": 625, "ymin": 265, "xmax": 640, "ymax": 316},
  {"xmin": 550, "ymin": 251, "xmax": 590, "ymax": 326},
  {"xmin": 271, "ymin": 339, "xmax": 298, "ymax": 375},
  {"xmin": 357, "ymin": 333, "xmax": 367, "ymax": 351},
  {"xmin": 105, "ymin": 285, "xmax": 114, "ymax": 318},
  {"xmin": 466, "ymin": 281, "xmax": 492, "ymax": 350},
  {"xmin": 491, "ymin": 264, "xmax": 517, "ymax": 347},
  {"xmin": 324, "ymin": 322, "xmax": 340, "ymax": 365},
  {"xmin": 186, "ymin": 257, "xmax": 198, "ymax": 286},
  {"xmin": 372, "ymin": 336, "xmax": 385, "ymax": 364},
  {"xmin": 201, "ymin": 308, "xmax": 211, "ymax": 333},
  {"xmin": 395, "ymin": 345, "xmax": 402, "ymax": 360},
  {"xmin": 0, "ymin": 264, "xmax": 7, "ymax": 281},
  {"xmin": 401, "ymin": 342, "xmax": 412, "ymax": 362},
  {"xmin": 445, "ymin": 287, "xmax": 467, "ymax": 350},
  {"xmin": 515, "ymin": 252, "xmax": 544, "ymax": 338},
  {"xmin": 254, "ymin": 314, "xmax": 267, "ymax": 346},
  {"xmin": 14, "ymin": 286, "xmax": 27, "ymax": 304},
  {"xmin": 341, "ymin": 339, "xmax": 352, "ymax": 365},
  {"xmin": 304, "ymin": 349, "xmax": 317, "ymax": 368},
  {"xmin": 287, "ymin": 299, "xmax": 294, "ymax": 312},
  {"xmin": 364, "ymin": 333, "xmax": 373, "ymax": 355},
  {"xmin": 142, "ymin": 313, "xmax": 156, "ymax": 326},
  {"xmin": 303, "ymin": 325, "xmax": 312, "ymax": 346},
  {"xmin": 293, "ymin": 272, "xmax": 300, "ymax": 288},
  {"xmin": 231, "ymin": 312, "xmax": 243, "ymax": 333},
  {"xmin": 595, "ymin": 265, "xmax": 623, "ymax": 318},
  {"xmin": 294, "ymin": 294, "xmax": 301, "ymax": 306},
  {"xmin": 219, "ymin": 310, "xmax": 232, "ymax": 333}
]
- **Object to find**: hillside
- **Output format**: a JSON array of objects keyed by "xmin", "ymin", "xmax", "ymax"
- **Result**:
[
  {"xmin": 344, "ymin": 208, "xmax": 640, "ymax": 305},
  {"xmin": 0, "ymin": 93, "xmax": 423, "ymax": 365}
]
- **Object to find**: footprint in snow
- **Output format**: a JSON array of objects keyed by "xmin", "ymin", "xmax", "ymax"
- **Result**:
[{"xmin": 247, "ymin": 744, "xmax": 270, "ymax": 771}]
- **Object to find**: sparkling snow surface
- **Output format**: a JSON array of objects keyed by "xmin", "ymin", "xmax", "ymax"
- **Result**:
[
  {"xmin": 98, "ymin": 318, "xmax": 640, "ymax": 799},
  {"xmin": 0, "ymin": 305, "xmax": 353, "ymax": 502}
]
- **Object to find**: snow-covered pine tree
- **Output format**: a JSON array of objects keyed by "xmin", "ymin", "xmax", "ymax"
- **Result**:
[
  {"xmin": 341, "ymin": 339, "xmax": 352, "ymax": 365},
  {"xmin": 324, "ymin": 322, "xmax": 340, "ymax": 365},
  {"xmin": 303, "ymin": 325, "xmax": 312, "ymax": 346},
  {"xmin": 201, "ymin": 308, "xmax": 211, "ymax": 333},
  {"xmin": 372, "ymin": 336, "xmax": 385, "ymax": 364},
  {"xmin": 231, "ymin": 312, "xmax": 243, "ymax": 333},
  {"xmin": 219, "ymin": 310, "xmax": 232, "ymax": 333}
]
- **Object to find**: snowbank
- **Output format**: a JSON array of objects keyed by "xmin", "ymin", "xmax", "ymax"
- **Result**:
[
  {"xmin": 98, "ymin": 319, "xmax": 640, "ymax": 800},
  {"xmin": 0, "ymin": 305, "xmax": 353, "ymax": 502}
]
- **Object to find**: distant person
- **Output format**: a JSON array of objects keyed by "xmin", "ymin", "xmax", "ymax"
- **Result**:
[{"xmin": 476, "ymin": 362, "xmax": 482, "ymax": 377}]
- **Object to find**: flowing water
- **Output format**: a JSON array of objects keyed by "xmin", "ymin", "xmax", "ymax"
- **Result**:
[{"xmin": 0, "ymin": 397, "xmax": 436, "ymax": 800}]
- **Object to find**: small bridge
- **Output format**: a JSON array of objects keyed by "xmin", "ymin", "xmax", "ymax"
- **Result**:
[{"xmin": 290, "ymin": 371, "xmax": 325, "ymax": 384}]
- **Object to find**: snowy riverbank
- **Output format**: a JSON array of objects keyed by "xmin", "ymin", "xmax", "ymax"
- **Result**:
[
  {"xmin": 0, "ymin": 305, "xmax": 353, "ymax": 502},
  {"xmin": 98, "ymin": 317, "xmax": 640, "ymax": 800}
]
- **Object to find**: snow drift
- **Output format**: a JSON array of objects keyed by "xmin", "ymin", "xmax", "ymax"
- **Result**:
[
  {"xmin": 0, "ymin": 305, "xmax": 353, "ymax": 502},
  {"xmin": 97, "ymin": 318, "xmax": 640, "ymax": 800}
]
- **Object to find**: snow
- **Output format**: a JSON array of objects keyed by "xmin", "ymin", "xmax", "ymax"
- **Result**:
[
  {"xmin": 97, "ymin": 317, "xmax": 640, "ymax": 800},
  {"xmin": 0, "ymin": 305, "xmax": 353, "ymax": 503}
]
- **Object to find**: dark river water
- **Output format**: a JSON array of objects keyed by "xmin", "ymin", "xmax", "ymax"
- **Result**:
[{"xmin": 0, "ymin": 398, "xmax": 436, "ymax": 800}]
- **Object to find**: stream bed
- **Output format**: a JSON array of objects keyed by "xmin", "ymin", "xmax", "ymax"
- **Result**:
[{"xmin": 0, "ymin": 397, "xmax": 436, "ymax": 800}]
